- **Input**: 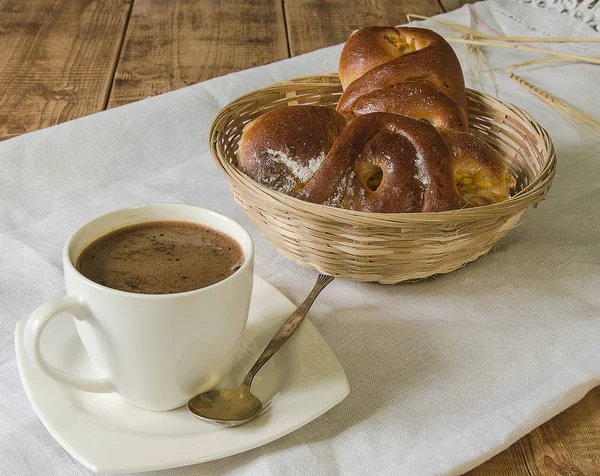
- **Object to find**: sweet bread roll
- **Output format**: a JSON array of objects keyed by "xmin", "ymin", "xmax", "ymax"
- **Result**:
[
  {"xmin": 351, "ymin": 81, "xmax": 468, "ymax": 132},
  {"xmin": 337, "ymin": 27, "xmax": 468, "ymax": 131},
  {"xmin": 238, "ymin": 106, "xmax": 515, "ymax": 212},
  {"xmin": 440, "ymin": 129, "xmax": 516, "ymax": 206},
  {"xmin": 238, "ymin": 106, "xmax": 347, "ymax": 194},
  {"xmin": 239, "ymin": 106, "xmax": 466, "ymax": 213},
  {"xmin": 299, "ymin": 112, "xmax": 464, "ymax": 213}
]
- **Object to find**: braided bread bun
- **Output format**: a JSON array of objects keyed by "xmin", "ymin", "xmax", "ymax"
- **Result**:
[
  {"xmin": 337, "ymin": 27, "xmax": 468, "ymax": 131},
  {"xmin": 238, "ymin": 106, "xmax": 514, "ymax": 212},
  {"xmin": 238, "ymin": 106, "xmax": 347, "ymax": 195},
  {"xmin": 298, "ymin": 111, "xmax": 463, "ymax": 212},
  {"xmin": 440, "ymin": 129, "xmax": 516, "ymax": 206}
]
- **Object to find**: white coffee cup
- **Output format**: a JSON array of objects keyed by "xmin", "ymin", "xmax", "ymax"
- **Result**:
[{"xmin": 24, "ymin": 203, "xmax": 254, "ymax": 411}]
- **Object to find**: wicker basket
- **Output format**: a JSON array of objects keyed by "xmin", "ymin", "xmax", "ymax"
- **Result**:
[{"xmin": 210, "ymin": 74, "xmax": 556, "ymax": 283}]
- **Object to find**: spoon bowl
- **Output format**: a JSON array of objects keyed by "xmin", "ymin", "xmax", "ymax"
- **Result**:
[{"xmin": 188, "ymin": 387, "xmax": 262, "ymax": 426}]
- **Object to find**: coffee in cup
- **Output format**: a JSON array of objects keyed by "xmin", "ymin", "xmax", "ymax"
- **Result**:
[{"xmin": 76, "ymin": 221, "xmax": 244, "ymax": 294}]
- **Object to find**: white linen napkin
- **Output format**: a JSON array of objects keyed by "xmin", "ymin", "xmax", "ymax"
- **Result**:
[{"xmin": 1, "ymin": 1, "xmax": 599, "ymax": 475}]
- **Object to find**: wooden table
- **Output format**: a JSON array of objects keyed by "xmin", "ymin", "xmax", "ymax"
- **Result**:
[{"xmin": 1, "ymin": 0, "xmax": 598, "ymax": 473}]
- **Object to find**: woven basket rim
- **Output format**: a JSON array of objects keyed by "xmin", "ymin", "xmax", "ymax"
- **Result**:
[{"xmin": 210, "ymin": 74, "xmax": 556, "ymax": 224}]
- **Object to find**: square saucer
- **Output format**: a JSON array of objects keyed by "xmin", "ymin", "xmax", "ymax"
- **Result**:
[{"xmin": 15, "ymin": 275, "xmax": 349, "ymax": 473}]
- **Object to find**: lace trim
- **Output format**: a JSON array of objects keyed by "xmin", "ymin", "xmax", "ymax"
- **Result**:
[{"xmin": 511, "ymin": 0, "xmax": 600, "ymax": 31}]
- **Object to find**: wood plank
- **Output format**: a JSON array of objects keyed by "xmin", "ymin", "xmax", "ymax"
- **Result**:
[
  {"xmin": 283, "ymin": 0, "xmax": 443, "ymax": 57},
  {"xmin": 465, "ymin": 444, "xmax": 530, "ymax": 476},
  {"xmin": 519, "ymin": 386, "xmax": 600, "ymax": 475},
  {"xmin": 440, "ymin": 0, "xmax": 479, "ymax": 13},
  {"xmin": 0, "ymin": 0, "xmax": 132, "ymax": 141},
  {"xmin": 468, "ymin": 387, "xmax": 600, "ymax": 475},
  {"xmin": 106, "ymin": 0, "xmax": 288, "ymax": 109}
]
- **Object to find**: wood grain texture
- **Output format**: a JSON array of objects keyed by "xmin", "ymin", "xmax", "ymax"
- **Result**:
[
  {"xmin": 467, "ymin": 386, "xmax": 600, "ymax": 475},
  {"xmin": 0, "ymin": 0, "xmax": 132, "ymax": 141},
  {"xmin": 466, "ymin": 444, "xmax": 530, "ymax": 476},
  {"xmin": 520, "ymin": 386, "xmax": 600, "ymax": 476},
  {"xmin": 106, "ymin": 0, "xmax": 288, "ymax": 109},
  {"xmin": 283, "ymin": 0, "xmax": 443, "ymax": 56},
  {"xmin": 440, "ymin": 0, "xmax": 480, "ymax": 12}
]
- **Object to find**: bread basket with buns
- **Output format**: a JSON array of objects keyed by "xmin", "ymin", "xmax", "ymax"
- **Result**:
[{"xmin": 210, "ymin": 26, "xmax": 556, "ymax": 284}]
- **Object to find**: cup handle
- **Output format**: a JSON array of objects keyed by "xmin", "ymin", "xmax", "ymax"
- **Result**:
[{"xmin": 24, "ymin": 296, "xmax": 116, "ymax": 393}]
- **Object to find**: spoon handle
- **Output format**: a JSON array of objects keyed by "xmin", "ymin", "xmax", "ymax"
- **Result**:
[{"xmin": 241, "ymin": 274, "xmax": 334, "ymax": 388}]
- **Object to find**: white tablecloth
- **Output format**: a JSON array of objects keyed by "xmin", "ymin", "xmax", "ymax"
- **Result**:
[{"xmin": 1, "ymin": 1, "xmax": 599, "ymax": 475}]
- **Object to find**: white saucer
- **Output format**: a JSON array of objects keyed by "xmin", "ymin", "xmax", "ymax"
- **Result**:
[{"xmin": 15, "ymin": 276, "xmax": 349, "ymax": 473}]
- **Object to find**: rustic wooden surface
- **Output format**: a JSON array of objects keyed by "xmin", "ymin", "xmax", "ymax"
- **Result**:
[
  {"xmin": 440, "ymin": 0, "xmax": 480, "ymax": 11},
  {"xmin": 0, "ymin": 0, "xmax": 132, "ymax": 140},
  {"xmin": 107, "ymin": 0, "xmax": 288, "ymax": 108},
  {"xmin": 0, "ymin": 1, "xmax": 598, "ymax": 474},
  {"xmin": 283, "ymin": 0, "xmax": 443, "ymax": 56}
]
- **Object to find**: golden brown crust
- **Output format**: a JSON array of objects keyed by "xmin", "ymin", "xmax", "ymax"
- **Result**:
[
  {"xmin": 439, "ymin": 128, "xmax": 515, "ymax": 206},
  {"xmin": 297, "ymin": 112, "xmax": 465, "ymax": 213},
  {"xmin": 352, "ymin": 81, "xmax": 468, "ymax": 131},
  {"xmin": 238, "ymin": 106, "xmax": 348, "ymax": 194},
  {"xmin": 337, "ymin": 27, "xmax": 468, "ymax": 130},
  {"xmin": 237, "ymin": 106, "xmax": 515, "ymax": 212},
  {"xmin": 338, "ymin": 27, "xmax": 415, "ymax": 89}
]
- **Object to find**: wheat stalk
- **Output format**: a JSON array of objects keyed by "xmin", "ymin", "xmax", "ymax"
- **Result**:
[
  {"xmin": 493, "ymin": 58, "xmax": 575, "ymax": 71},
  {"xmin": 478, "ymin": 35, "xmax": 600, "ymax": 43},
  {"xmin": 476, "ymin": 46, "xmax": 499, "ymax": 97},
  {"xmin": 510, "ymin": 64, "xmax": 600, "ymax": 137},
  {"xmin": 447, "ymin": 38, "xmax": 600, "ymax": 65},
  {"xmin": 406, "ymin": 14, "xmax": 600, "ymax": 43}
]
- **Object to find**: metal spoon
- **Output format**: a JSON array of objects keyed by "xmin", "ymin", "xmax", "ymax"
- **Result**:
[{"xmin": 187, "ymin": 273, "xmax": 334, "ymax": 427}]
